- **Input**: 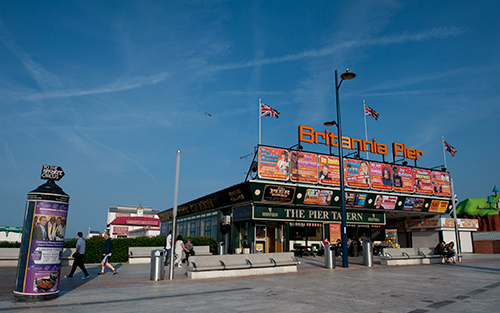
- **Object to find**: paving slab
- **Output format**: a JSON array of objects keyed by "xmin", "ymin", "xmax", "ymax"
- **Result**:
[{"xmin": 0, "ymin": 253, "xmax": 499, "ymax": 312}]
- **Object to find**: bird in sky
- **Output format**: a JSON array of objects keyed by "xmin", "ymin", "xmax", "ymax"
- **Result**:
[{"xmin": 205, "ymin": 112, "xmax": 211, "ymax": 117}]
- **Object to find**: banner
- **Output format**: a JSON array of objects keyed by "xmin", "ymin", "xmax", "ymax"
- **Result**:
[
  {"xmin": 345, "ymin": 193, "xmax": 367, "ymax": 208},
  {"xmin": 432, "ymin": 171, "xmax": 451, "ymax": 196},
  {"xmin": 393, "ymin": 165, "xmax": 414, "ymax": 193},
  {"xmin": 257, "ymin": 147, "xmax": 289, "ymax": 181},
  {"xmin": 344, "ymin": 159, "xmax": 370, "ymax": 189},
  {"xmin": 372, "ymin": 195, "xmax": 397, "ymax": 210},
  {"xmin": 402, "ymin": 197, "xmax": 425, "ymax": 211},
  {"xmin": 24, "ymin": 201, "xmax": 68, "ymax": 294},
  {"xmin": 290, "ymin": 151, "xmax": 318, "ymax": 183},
  {"xmin": 329, "ymin": 223, "xmax": 341, "ymax": 242},
  {"xmin": 413, "ymin": 169, "xmax": 433, "ymax": 195},
  {"xmin": 370, "ymin": 162, "xmax": 393, "ymax": 191},
  {"xmin": 318, "ymin": 155, "xmax": 340, "ymax": 186}
]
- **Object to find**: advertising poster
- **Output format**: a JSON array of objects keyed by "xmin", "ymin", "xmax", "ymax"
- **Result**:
[
  {"xmin": 393, "ymin": 166, "xmax": 414, "ymax": 193},
  {"xmin": 255, "ymin": 243, "xmax": 264, "ymax": 254},
  {"xmin": 370, "ymin": 162, "xmax": 393, "ymax": 191},
  {"xmin": 303, "ymin": 189, "xmax": 320, "ymax": 204},
  {"xmin": 403, "ymin": 198, "xmax": 424, "ymax": 211},
  {"xmin": 330, "ymin": 223, "xmax": 341, "ymax": 242},
  {"xmin": 373, "ymin": 195, "xmax": 397, "ymax": 210},
  {"xmin": 257, "ymin": 146, "xmax": 290, "ymax": 181},
  {"xmin": 24, "ymin": 201, "xmax": 68, "ymax": 294},
  {"xmin": 318, "ymin": 190, "xmax": 334, "ymax": 205},
  {"xmin": 385, "ymin": 229, "xmax": 398, "ymax": 245},
  {"xmin": 344, "ymin": 159, "xmax": 370, "ymax": 189},
  {"xmin": 345, "ymin": 193, "xmax": 367, "ymax": 208},
  {"xmin": 318, "ymin": 155, "xmax": 340, "ymax": 186},
  {"xmin": 290, "ymin": 151, "xmax": 318, "ymax": 183},
  {"xmin": 428, "ymin": 200, "xmax": 441, "ymax": 212},
  {"xmin": 438, "ymin": 200, "xmax": 449, "ymax": 213},
  {"xmin": 413, "ymin": 169, "xmax": 433, "ymax": 195},
  {"xmin": 432, "ymin": 171, "xmax": 451, "ymax": 196}
]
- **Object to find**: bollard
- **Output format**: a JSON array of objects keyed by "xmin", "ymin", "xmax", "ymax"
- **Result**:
[{"xmin": 362, "ymin": 239, "xmax": 373, "ymax": 267}]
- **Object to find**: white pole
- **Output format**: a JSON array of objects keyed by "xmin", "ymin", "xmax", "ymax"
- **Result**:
[
  {"xmin": 442, "ymin": 136, "xmax": 448, "ymax": 169},
  {"xmin": 450, "ymin": 178, "xmax": 461, "ymax": 260},
  {"xmin": 169, "ymin": 150, "xmax": 181, "ymax": 280},
  {"xmin": 363, "ymin": 100, "xmax": 369, "ymax": 160},
  {"xmin": 259, "ymin": 98, "xmax": 262, "ymax": 145}
]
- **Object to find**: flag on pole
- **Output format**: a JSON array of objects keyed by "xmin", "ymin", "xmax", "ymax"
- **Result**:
[
  {"xmin": 364, "ymin": 104, "xmax": 379, "ymax": 120},
  {"xmin": 444, "ymin": 140, "xmax": 457, "ymax": 156},
  {"xmin": 261, "ymin": 102, "xmax": 280, "ymax": 118}
]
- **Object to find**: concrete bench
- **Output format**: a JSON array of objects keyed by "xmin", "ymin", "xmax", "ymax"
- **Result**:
[
  {"xmin": 0, "ymin": 247, "xmax": 78, "ymax": 267},
  {"xmin": 128, "ymin": 245, "xmax": 212, "ymax": 264},
  {"xmin": 187, "ymin": 252, "xmax": 300, "ymax": 279},
  {"xmin": 380, "ymin": 247, "xmax": 444, "ymax": 266}
]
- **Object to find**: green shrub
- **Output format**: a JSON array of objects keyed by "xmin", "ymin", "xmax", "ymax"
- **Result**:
[
  {"xmin": 0, "ymin": 241, "xmax": 21, "ymax": 248},
  {"xmin": 5, "ymin": 235, "xmax": 217, "ymax": 263}
]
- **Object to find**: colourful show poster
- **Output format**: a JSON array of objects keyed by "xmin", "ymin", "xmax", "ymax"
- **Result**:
[
  {"xmin": 24, "ymin": 201, "xmax": 68, "ymax": 294},
  {"xmin": 413, "ymin": 168, "xmax": 433, "ymax": 195},
  {"xmin": 318, "ymin": 155, "xmax": 340, "ymax": 186},
  {"xmin": 257, "ymin": 147, "xmax": 289, "ymax": 181},
  {"xmin": 393, "ymin": 166, "xmax": 414, "ymax": 193},
  {"xmin": 403, "ymin": 198, "xmax": 425, "ymax": 211},
  {"xmin": 432, "ymin": 171, "xmax": 451, "ymax": 197},
  {"xmin": 345, "ymin": 193, "xmax": 367, "ymax": 208},
  {"xmin": 330, "ymin": 223, "xmax": 341, "ymax": 242},
  {"xmin": 318, "ymin": 190, "xmax": 334, "ymax": 205},
  {"xmin": 373, "ymin": 195, "xmax": 397, "ymax": 210},
  {"xmin": 344, "ymin": 159, "xmax": 370, "ymax": 189},
  {"xmin": 303, "ymin": 189, "xmax": 320, "ymax": 204},
  {"xmin": 370, "ymin": 162, "xmax": 393, "ymax": 191},
  {"xmin": 290, "ymin": 151, "xmax": 318, "ymax": 183}
]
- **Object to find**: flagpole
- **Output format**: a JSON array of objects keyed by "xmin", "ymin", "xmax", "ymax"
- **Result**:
[
  {"xmin": 259, "ymin": 98, "xmax": 262, "ymax": 145},
  {"xmin": 442, "ymin": 136, "xmax": 448, "ymax": 169},
  {"xmin": 363, "ymin": 100, "xmax": 369, "ymax": 160}
]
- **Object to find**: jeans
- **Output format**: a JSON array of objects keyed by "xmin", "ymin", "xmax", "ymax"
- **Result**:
[{"xmin": 164, "ymin": 249, "xmax": 171, "ymax": 265}]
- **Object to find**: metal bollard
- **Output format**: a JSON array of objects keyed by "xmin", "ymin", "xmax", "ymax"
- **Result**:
[{"xmin": 362, "ymin": 239, "xmax": 373, "ymax": 267}]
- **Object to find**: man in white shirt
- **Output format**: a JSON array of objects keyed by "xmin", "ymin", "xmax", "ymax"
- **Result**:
[
  {"xmin": 164, "ymin": 230, "xmax": 172, "ymax": 266},
  {"xmin": 65, "ymin": 232, "xmax": 90, "ymax": 279}
]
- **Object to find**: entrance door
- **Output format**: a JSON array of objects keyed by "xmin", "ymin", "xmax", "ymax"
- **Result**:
[{"xmin": 267, "ymin": 227, "xmax": 276, "ymax": 253}]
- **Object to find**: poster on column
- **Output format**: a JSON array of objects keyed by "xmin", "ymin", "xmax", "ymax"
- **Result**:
[
  {"xmin": 344, "ymin": 159, "xmax": 370, "ymax": 189},
  {"xmin": 329, "ymin": 223, "xmax": 341, "ymax": 242},
  {"xmin": 257, "ymin": 147, "xmax": 290, "ymax": 181},
  {"xmin": 370, "ymin": 162, "xmax": 393, "ymax": 191},
  {"xmin": 318, "ymin": 155, "xmax": 340, "ymax": 186},
  {"xmin": 393, "ymin": 166, "xmax": 414, "ymax": 193},
  {"xmin": 413, "ymin": 169, "xmax": 433, "ymax": 195},
  {"xmin": 432, "ymin": 171, "xmax": 451, "ymax": 197},
  {"xmin": 290, "ymin": 151, "xmax": 318, "ymax": 183},
  {"xmin": 24, "ymin": 201, "xmax": 68, "ymax": 294}
]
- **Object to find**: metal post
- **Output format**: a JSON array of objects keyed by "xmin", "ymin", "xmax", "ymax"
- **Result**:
[
  {"xmin": 450, "ymin": 178, "xmax": 461, "ymax": 258},
  {"xmin": 335, "ymin": 70, "xmax": 349, "ymax": 268},
  {"xmin": 169, "ymin": 150, "xmax": 181, "ymax": 280}
]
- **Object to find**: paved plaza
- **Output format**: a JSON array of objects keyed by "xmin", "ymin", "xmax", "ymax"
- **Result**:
[{"xmin": 1, "ymin": 254, "xmax": 499, "ymax": 312}]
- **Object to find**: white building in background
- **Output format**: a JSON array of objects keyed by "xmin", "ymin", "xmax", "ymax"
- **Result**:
[
  {"xmin": 105, "ymin": 205, "xmax": 161, "ymax": 238},
  {"xmin": 0, "ymin": 226, "xmax": 22, "ymax": 242}
]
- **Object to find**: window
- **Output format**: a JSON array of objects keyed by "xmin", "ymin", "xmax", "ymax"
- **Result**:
[
  {"xmin": 212, "ymin": 216, "xmax": 217, "ymax": 240},
  {"xmin": 196, "ymin": 219, "xmax": 201, "ymax": 237},
  {"xmin": 190, "ymin": 221, "xmax": 196, "ymax": 237},
  {"xmin": 205, "ymin": 217, "xmax": 212, "ymax": 238}
]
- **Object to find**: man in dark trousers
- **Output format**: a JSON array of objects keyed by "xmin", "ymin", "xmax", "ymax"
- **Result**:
[
  {"xmin": 164, "ymin": 230, "xmax": 172, "ymax": 266},
  {"xmin": 65, "ymin": 232, "xmax": 90, "ymax": 279},
  {"xmin": 98, "ymin": 233, "xmax": 116, "ymax": 275}
]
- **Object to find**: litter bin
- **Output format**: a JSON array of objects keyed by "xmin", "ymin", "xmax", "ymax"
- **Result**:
[
  {"xmin": 218, "ymin": 242, "xmax": 225, "ymax": 255},
  {"xmin": 324, "ymin": 246, "xmax": 336, "ymax": 269},
  {"xmin": 362, "ymin": 239, "xmax": 373, "ymax": 267},
  {"xmin": 150, "ymin": 249, "xmax": 164, "ymax": 281}
]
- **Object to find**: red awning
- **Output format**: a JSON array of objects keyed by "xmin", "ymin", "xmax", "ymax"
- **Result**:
[{"xmin": 108, "ymin": 216, "xmax": 160, "ymax": 227}]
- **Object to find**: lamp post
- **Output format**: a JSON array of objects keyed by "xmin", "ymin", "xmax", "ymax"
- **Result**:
[{"xmin": 324, "ymin": 69, "xmax": 356, "ymax": 268}]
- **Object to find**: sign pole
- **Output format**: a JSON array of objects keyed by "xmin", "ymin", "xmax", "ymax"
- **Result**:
[
  {"xmin": 169, "ymin": 150, "xmax": 181, "ymax": 280},
  {"xmin": 450, "ymin": 178, "xmax": 461, "ymax": 259}
]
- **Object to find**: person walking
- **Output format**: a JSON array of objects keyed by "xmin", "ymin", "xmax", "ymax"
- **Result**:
[
  {"xmin": 174, "ymin": 235, "xmax": 189, "ymax": 268},
  {"xmin": 164, "ymin": 230, "xmax": 172, "ymax": 266},
  {"xmin": 65, "ymin": 232, "xmax": 90, "ymax": 279},
  {"xmin": 98, "ymin": 234, "xmax": 116, "ymax": 275}
]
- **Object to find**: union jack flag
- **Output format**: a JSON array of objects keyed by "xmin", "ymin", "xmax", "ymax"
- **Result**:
[
  {"xmin": 364, "ymin": 104, "xmax": 379, "ymax": 120},
  {"xmin": 444, "ymin": 140, "xmax": 457, "ymax": 157},
  {"xmin": 261, "ymin": 102, "xmax": 280, "ymax": 118}
]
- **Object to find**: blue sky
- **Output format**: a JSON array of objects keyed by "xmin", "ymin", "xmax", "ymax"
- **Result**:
[{"xmin": 1, "ymin": 1, "xmax": 499, "ymax": 238}]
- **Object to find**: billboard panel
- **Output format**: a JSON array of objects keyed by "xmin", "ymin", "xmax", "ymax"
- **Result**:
[
  {"xmin": 393, "ymin": 165, "xmax": 414, "ymax": 193},
  {"xmin": 432, "ymin": 171, "xmax": 451, "ymax": 197},
  {"xmin": 344, "ymin": 159, "xmax": 370, "ymax": 189},
  {"xmin": 290, "ymin": 151, "xmax": 318, "ymax": 183},
  {"xmin": 257, "ymin": 147, "xmax": 289, "ymax": 181},
  {"xmin": 318, "ymin": 155, "xmax": 340, "ymax": 186},
  {"xmin": 370, "ymin": 162, "xmax": 393, "ymax": 191},
  {"xmin": 413, "ymin": 168, "xmax": 433, "ymax": 195}
]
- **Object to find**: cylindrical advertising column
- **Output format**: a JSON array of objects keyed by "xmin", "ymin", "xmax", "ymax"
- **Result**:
[{"xmin": 14, "ymin": 166, "xmax": 69, "ymax": 301}]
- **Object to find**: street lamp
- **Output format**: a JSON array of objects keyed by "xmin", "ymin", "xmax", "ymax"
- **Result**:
[{"xmin": 324, "ymin": 69, "xmax": 356, "ymax": 268}]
